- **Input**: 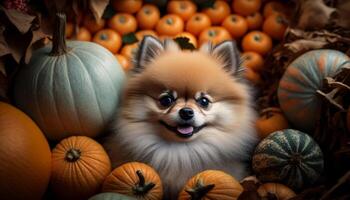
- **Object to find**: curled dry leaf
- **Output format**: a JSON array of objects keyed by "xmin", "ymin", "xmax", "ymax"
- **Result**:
[
  {"xmin": 292, "ymin": 0, "xmax": 336, "ymax": 30},
  {"xmin": 0, "ymin": 6, "xmax": 36, "ymax": 34}
]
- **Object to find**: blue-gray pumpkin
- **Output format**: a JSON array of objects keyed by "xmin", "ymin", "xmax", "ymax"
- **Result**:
[
  {"xmin": 278, "ymin": 49, "xmax": 350, "ymax": 132},
  {"xmin": 13, "ymin": 13, "xmax": 125, "ymax": 141},
  {"xmin": 252, "ymin": 129, "xmax": 324, "ymax": 190}
]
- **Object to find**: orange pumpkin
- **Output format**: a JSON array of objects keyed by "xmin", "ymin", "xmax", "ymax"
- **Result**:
[
  {"xmin": 83, "ymin": 15, "xmax": 106, "ymax": 33},
  {"xmin": 246, "ymin": 12, "xmax": 263, "ymax": 30},
  {"xmin": 76, "ymin": 27, "xmax": 92, "ymax": 41},
  {"xmin": 222, "ymin": 14, "xmax": 248, "ymax": 38},
  {"xmin": 136, "ymin": 4, "xmax": 160, "ymax": 30},
  {"xmin": 185, "ymin": 13, "xmax": 212, "ymax": 36},
  {"xmin": 232, "ymin": 0, "xmax": 261, "ymax": 16},
  {"xmin": 66, "ymin": 22, "xmax": 74, "ymax": 38},
  {"xmin": 112, "ymin": 0, "xmax": 143, "ymax": 14},
  {"xmin": 115, "ymin": 54, "xmax": 132, "ymax": 71},
  {"xmin": 156, "ymin": 14, "xmax": 184, "ymax": 36},
  {"xmin": 102, "ymin": 162, "xmax": 163, "ymax": 200},
  {"xmin": 198, "ymin": 26, "xmax": 232, "ymax": 46},
  {"xmin": 262, "ymin": 14, "xmax": 287, "ymax": 40},
  {"xmin": 263, "ymin": 1, "xmax": 286, "ymax": 18},
  {"xmin": 135, "ymin": 30, "xmax": 158, "ymax": 41},
  {"xmin": 51, "ymin": 136, "xmax": 111, "ymax": 200},
  {"xmin": 121, "ymin": 43, "xmax": 140, "ymax": 60},
  {"xmin": 0, "ymin": 102, "xmax": 51, "ymax": 200},
  {"xmin": 108, "ymin": 13, "xmax": 138, "ymax": 35},
  {"xmin": 167, "ymin": 0, "xmax": 197, "ymax": 21},
  {"xmin": 244, "ymin": 67, "xmax": 262, "ymax": 85},
  {"xmin": 202, "ymin": 0, "xmax": 231, "ymax": 25},
  {"xmin": 178, "ymin": 170, "xmax": 243, "ymax": 200},
  {"xmin": 257, "ymin": 183, "xmax": 296, "ymax": 200},
  {"xmin": 255, "ymin": 107, "xmax": 289, "ymax": 139},
  {"xmin": 241, "ymin": 51, "xmax": 264, "ymax": 72},
  {"xmin": 93, "ymin": 29, "xmax": 122, "ymax": 54},
  {"xmin": 242, "ymin": 31, "xmax": 272, "ymax": 55},
  {"xmin": 174, "ymin": 32, "xmax": 198, "ymax": 48}
]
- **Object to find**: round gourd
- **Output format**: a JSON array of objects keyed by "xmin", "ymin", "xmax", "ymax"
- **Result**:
[
  {"xmin": 0, "ymin": 102, "xmax": 51, "ymax": 200},
  {"xmin": 178, "ymin": 170, "xmax": 243, "ymax": 200},
  {"xmin": 102, "ymin": 162, "xmax": 163, "ymax": 200},
  {"xmin": 13, "ymin": 13, "xmax": 125, "ymax": 141},
  {"xmin": 89, "ymin": 193, "xmax": 137, "ymax": 200},
  {"xmin": 257, "ymin": 183, "xmax": 296, "ymax": 200},
  {"xmin": 252, "ymin": 129, "xmax": 324, "ymax": 190},
  {"xmin": 278, "ymin": 49, "xmax": 350, "ymax": 131},
  {"xmin": 51, "ymin": 136, "xmax": 111, "ymax": 200}
]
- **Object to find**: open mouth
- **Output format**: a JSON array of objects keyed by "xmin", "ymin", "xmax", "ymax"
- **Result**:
[{"xmin": 159, "ymin": 120, "xmax": 206, "ymax": 138}]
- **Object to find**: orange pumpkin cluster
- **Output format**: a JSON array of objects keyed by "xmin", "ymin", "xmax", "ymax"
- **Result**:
[{"xmin": 65, "ymin": 0, "xmax": 288, "ymax": 75}]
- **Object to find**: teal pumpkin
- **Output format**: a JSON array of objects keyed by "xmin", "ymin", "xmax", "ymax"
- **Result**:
[
  {"xmin": 89, "ymin": 193, "xmax": 137, "ymax": 200},
  {"xmin": 278, "ymin": 49, "xmax": 350, "ymax": 131},
  {"xmin": 13, "ymin": 13, "xmax": 125, "ymax": 141},
  {"xmin": 252, "ymin": 129, "xmax": 324, "ymax": 190}
]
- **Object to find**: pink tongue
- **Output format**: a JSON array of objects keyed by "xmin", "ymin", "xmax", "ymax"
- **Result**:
[{"xmin": 177, "ymin": 126, "xmax": 194, "ymax": 135}]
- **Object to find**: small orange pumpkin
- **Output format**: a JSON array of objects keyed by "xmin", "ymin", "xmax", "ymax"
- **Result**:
[
  {"xmin": 257, "ymin": 183, "xmax": 296, "ymax": 200},
  {"xmin": 241, "ymin": 51, "xmax": 264, "ymax": 72},
  {"xmin": 198, "ymin": 26, "xmax": 232, "ymax": 46},
  {"xmin": 51, "ymin": 136, "xmax": 112, "ymax": 200},
  {"xmin": 178, "ymin": 170, "xmax": 243, "ymax": 200},
  {"xmin": 185, "ymin": 13, "xmax": 211, "ymax": 36},
  {"xmin": 202, "ymin": 0, "xmax": 231, "ymax": 25},
  {"xmin": 76, "ymin": 27, "xmax": 92, "ymax": 41},
  {"xmin": 121, "ymin": 42, "xmax": 139, "ymax": 60},
  {"xmin": 93, "ymin": 29, "xmax": 122, "ymax": 54},
  {"xmin": 115, "ymin": 54, "xmax": 132, "ymax": 71},
  {"xmin": 112, "ymin": 0, "xmax": 143, "ymax": 14},
  {"xmin": 102, "ymin": 162, "xmax": 163, "ymax": 200},
  {"xmin": 156, "ymin": 14, "xmax": 184, "ymax": 36},
  {"xmin": 136, "ymin": 4, "xmax": 160, "ymax": 30},
  {"xmin": 109, "ymin": 13, "xmax": 138, "ymax": 35},
  {"xmin": 83, "ymin": 15, "xmax": 106, "ymax": 34},
  {"xmin": 174, "ymin": 32, "xmax": 198, "ymax": 48},
  {"xmin": 135, "ymin": 30, "xmax": 158, "ymax": 41},
  {"xmin": 255, "ymin": 107, "xmax": 289, "ymax": 139},
  {"xmin": 167, "ymin": 0, "xmax": 197, "ymax": 21}
]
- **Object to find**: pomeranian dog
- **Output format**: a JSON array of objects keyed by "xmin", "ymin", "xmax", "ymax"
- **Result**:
[{"xmin": 105, "ymin": 36, "xmax": 258, "ymax": 199}]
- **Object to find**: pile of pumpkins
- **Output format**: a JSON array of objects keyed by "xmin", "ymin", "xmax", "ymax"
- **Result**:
[
  {"xmin": 1, "ymin": 0, "xmax": 350, "ymax": 200},
  {"xmin": 66, "ymin": 0, "xmax": 289, "ymax": 84}
]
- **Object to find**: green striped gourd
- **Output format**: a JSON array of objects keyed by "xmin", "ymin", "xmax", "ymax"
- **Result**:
[
  {"xmin": 278, "ymin": 49, "xmax": 350, "ymax": 132},
  {"xmin": 252, "ymin": 129, "xmax": 324, "ymax": 190}
]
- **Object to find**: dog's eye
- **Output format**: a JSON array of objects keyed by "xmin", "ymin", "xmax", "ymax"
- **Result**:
[
  {"xmin": 197, "ymin": 97, "xmax": 210, "ymax": 108},
  {"xmin": 159, "ymin": 93, "xmax": 175, "ymax": 107}
]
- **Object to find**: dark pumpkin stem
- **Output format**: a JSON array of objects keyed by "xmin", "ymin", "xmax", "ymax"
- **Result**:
[
  {"xmin": 132, "ymin": 170, "xmax": 156, "ymax": 196},
  {"xmin": 185, "ymin": 181, "xmax": 215, "ymax": 200},
  {"xmin": 50, "ymin": 12, "xmax": 68, "ymax": 56},
  {"xmin": 65, "ymin": 148, "xmax": 81, "ymax": 162}
]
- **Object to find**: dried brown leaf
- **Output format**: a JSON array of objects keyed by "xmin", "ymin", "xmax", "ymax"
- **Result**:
[
  {"xmin": 294, "ymin": 0, "xmax": 336, "ymax": 30},
  {"xmin": 0, "ymin": 26, "xmax": 9, "ymax": 57},
  {"xmin": 0, "ymin": 6, "xmax": 36, "ymax": 34},
  {"xmin": 24, "ymin": 29, "xmax": 47, "ymax": 63},
  {"xmin": 89, "ymin": 0, "xmax": 109, "ymax": 20}
]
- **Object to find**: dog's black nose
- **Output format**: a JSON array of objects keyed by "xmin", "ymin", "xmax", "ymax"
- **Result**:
[{"xmin": 179, "ymin": 107, "xmax": 194, "ymax": 120}]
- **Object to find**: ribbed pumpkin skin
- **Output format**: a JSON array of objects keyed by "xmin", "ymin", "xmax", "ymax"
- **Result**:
[
  {"xmin": 102, "ymin": 162, "xmax": 163, "ymax": 200},
  {"xmin": 13, "ymin": 41, "xmax": 125, "ymax": 141},
  {"xmin": 0, "ymin": 102, "xmax": 51, "ymax": 200},
  {"xmin": 89, "ymin": 193, "xmax": 137, "ymax": 200},
  {"xmin": 252, "ymin": 129, "xmax": 324, "ymax": 190},
  {"xmin": 178, "ymin": 170, "xmax": 243, "ymax": 200},
  {"xmin": 51, "ymin": 136, "xmax": 112, "ymax": 200},
  {"xmin": 278, "ymin": 49, "xmax": 349, "ymax": 131}
]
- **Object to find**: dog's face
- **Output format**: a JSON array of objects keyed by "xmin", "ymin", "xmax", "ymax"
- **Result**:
[{"xmin": 119, "ymin": 37, "xmax": 252, "ymax": 142}]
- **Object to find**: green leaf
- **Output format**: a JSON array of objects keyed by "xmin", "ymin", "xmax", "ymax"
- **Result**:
[
  {"xmin": 122, "ymin": 32, "xmax": 139, "ymax": 45},
  {"xmin": 102, "ymin": 4, "xmax": 116, "ymax": 19},
  {"xmin": 174, "ymin": 37, "xmax": 196, "ymax": 51},
  {"xmin": 196, "ymin": 0, "xmax": 216, "ymax": 10}
]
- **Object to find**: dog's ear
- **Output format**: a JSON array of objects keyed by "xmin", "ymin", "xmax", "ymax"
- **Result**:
[
  {"xmin": 133, "ymin": 36, "xmax": 164, "ymax": 73},
  {"xmin": 200, "ymin": 41, "xmax": 244, "ymax": 77}
]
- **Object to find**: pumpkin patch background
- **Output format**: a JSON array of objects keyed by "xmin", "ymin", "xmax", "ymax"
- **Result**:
[{"xmin": 0, "ymin": 0, "xmax": 350, "ymax": 199}]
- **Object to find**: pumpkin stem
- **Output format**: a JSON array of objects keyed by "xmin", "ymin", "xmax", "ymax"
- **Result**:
[
  {"xmin": 65, "ymin": 148, "xmax": 81, "ymax": 162},
  {"xmin": 185, "ymin": 180, "xmax": 215, "ymax": 200},
  {"xmin": 50, "ymin": 12, "xmax": 68, "ymax": 56},
  {"xmin": 132, "ymin": 170, "xmax": 156, "ymax": 196}
]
